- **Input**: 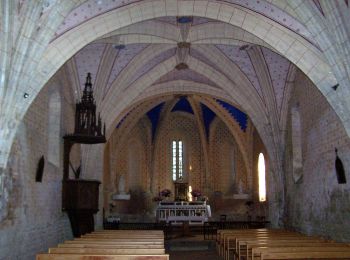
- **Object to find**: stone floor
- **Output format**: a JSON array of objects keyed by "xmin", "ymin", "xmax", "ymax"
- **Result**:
[
  {"xmin": 168, "ymin": 250, "xmax": 221, "ymax": 260},
  {"xmin": 166, "ymin": 234, "xmax": 221, "ymax": 260}
]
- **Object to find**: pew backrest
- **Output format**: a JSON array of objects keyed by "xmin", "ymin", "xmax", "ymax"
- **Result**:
[{"xmin": 37, "ymin": 254, "xmax": 169, "ymax": 260}]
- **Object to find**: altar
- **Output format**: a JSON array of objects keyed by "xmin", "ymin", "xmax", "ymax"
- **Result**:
[{"xmin": 156, "ymin": 201, "xmax": 211, "ymax": 225}]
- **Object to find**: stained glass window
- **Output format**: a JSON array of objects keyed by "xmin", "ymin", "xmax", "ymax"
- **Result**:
[{"xmin": 172, "ymin": 140, "xmax": 183, "ymax": 181}]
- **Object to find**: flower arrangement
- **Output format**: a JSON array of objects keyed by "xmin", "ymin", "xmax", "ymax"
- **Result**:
[
  {"xmin": 152, "ymin": 196, "xmax": 163, "ymax": 202},
  {"xmin": 191, "ymin": 189, "xmax": 201, "ymax": 197},
  {"xmin": 160, "ymin": 188, "xmax": 171, "ymax": 197}
]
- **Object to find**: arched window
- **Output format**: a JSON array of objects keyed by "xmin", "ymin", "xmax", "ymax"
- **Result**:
[
  {"xmin": 172, "ymin": 140, "xmax": 183, "ymax": 181},
  {"xmin": 258, "ymin": 153, "xmax": 266, "ymax": 202},
  {"xmin": 47, "ymin": 90, "xmax": 61, "ymax": 167}
]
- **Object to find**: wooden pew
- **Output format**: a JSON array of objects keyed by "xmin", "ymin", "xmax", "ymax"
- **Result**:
[
  {"xmin": 81, "ymin": 232, "xmax": 164, "ymax": 237},
  {"xmin": 218, "ymin": 228, "xmax": 350, "ymax": 260},
  {"xmin": 92, "ymin": 230, "xmax": 163, "ymax": 233},
  {"xmin": 216, "ymin": 229, "xmax": 268, "ymax": 251},
  {"xmin": 252, "ymin": 246, "xmax": 350, "ymax": 260},
  {"xmin": 233, "ymin": 236, "xmax": 324, "ymax": 260},
  {"xmin": 37, "ymin": 254, "xmax": 169, "ymax": 260},
  {"xmin": 37, "ymin": 229, "xmax": 168, "ymax": 260},
  {"xmin": 218, "ymin": 229, "xmax": 297, "ymax": 254},
  {"xmin": 221, "ymin": 229, "xmax": 301, "ymax": 259},
  {"xmin": 88, "ymin": 233, "xmax": 163, "ymax": 236},
  {"xmin": 229, "ymin": 234, "xmax": 350, "ymax": 260},
  {"xmin": 217, "ymin": 229, "xmax": 271, "ymax": 256},
  {"xmin": 80, "ymin": 234, "xmax": 164, "ymax": 239},
  {"xmin": 235, "ymin": 239, "xmax": 337, "ymax": 260},
  {"xmin": 259, "ymin": 251, "xmax": 350, "ymax": 260},
  {"xmin": 222, "ymin": 229, "xmax": 316, "ymax": 259},
  {"xmin": 91, "ymin": 230, "xmax": 164, "ymax": 236},
  {"xmin": 65, "ymin": 240, "xmax": 164, "ymax": 246},
  {"xmin": 49, "ymin": 247, "xmax": 165, "ymax": 254},
  {"xmin": 57, "ymin": 243, "xmax": 164, "ymax": 249},
  {"xmin": 244, "ymin": 241, "xmax": 350, "ymax": 260},
  {"xmin": 74, "ymin": 238, "xmax": 164, "ymax": 242}
]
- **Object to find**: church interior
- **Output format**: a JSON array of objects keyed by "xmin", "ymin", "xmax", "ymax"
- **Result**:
[{"xmin": 1, "ymin": 0, "xmax": 350, "ymax": 259}]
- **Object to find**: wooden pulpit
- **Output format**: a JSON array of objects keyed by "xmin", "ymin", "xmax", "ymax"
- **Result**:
[
  {"xmin": 62, "ymin": 179, "xmax": 100, "ymax": 237},
  {"xmin": 61, "ymin": 73, "xmax": 105, "ymax": 238}
]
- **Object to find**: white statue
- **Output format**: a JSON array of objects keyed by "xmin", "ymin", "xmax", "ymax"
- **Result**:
[
  {"xmin": 112, "ymin": 174, "xmax": 130, "ymax": 201},
  {"xmin": 238, "ymin": 179, "xmax": 244, "ymax": 194},
  {"xmin": 118, "ymin": 174, "xmax": 126, "ymax": 194}
]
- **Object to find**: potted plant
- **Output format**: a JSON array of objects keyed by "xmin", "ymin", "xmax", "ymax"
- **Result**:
[
  {"xmin": 152, "ymin": 196, "xmax": 163, "ymax": 202},
  {"xmin": 160, "ymin": 189, "xmax": 171, "ymax": 198}
]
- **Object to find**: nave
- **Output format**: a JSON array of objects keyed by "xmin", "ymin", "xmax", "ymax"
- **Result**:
[{"xmin": 2, "ymin": 1, "xmax": 350, "ymax": 259}]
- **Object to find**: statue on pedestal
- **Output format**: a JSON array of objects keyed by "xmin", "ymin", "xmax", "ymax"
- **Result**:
[
  {"xmin": 112, "ymin": 174, "xmax": 130, "ymax": 200},
  {"xmin": 118, "ymin": 174, "xmax": 126, "ymax": 194},
  {"xmin": 238, "ymin": 179, "xmax": 244, "ymax": 194}
]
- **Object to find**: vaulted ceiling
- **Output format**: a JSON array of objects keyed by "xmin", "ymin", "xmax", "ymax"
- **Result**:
[
  {"xmin": 53, "ymin": 1, "xmax": 336, "ymax": 182},
  {"xmin": 64, "ymin": 15, "xmax": 293, "ymax": 131}
]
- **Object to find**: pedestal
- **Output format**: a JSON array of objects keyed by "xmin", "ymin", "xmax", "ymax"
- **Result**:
[
  {"xmin": 112, "ymin": 193, "xmax": 131, "ymax": 200},
  {"xmin": 233, "ymin": 193, "xmax": 250, "ymax": 199}
]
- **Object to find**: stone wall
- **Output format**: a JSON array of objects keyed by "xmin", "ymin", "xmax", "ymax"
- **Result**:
[
  {"xmin": 284, "ymin": 70, "xmax": 350, "ymax": 241},
  {"xmin": 0, "ymin": 71, "xmax": 77, "ymax": 259},
  {"xmin": 209, "ymin": 119, "xmax": 248, "ymax": 195},
  {"xmin": 208, "ymin": 119, "xmax": 252, "ymax": 221}
]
